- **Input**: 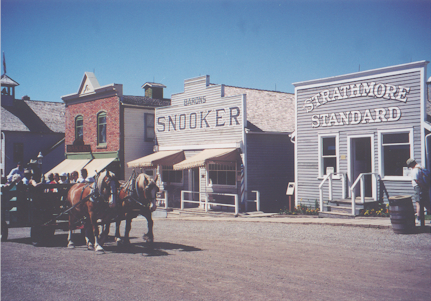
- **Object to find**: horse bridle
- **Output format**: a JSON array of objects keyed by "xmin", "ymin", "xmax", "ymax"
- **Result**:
[{"xmin": 136, "ymin": 175, "xmax": 157, "ymax": 202}]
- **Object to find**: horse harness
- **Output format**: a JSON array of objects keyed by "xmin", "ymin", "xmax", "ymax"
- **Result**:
[{"xmin": 120, "ymin": 170, "xmax": 153, "ymax": 209}]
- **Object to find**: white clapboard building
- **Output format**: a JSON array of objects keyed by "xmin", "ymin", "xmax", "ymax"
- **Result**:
[
  {"xmin": 293, "ymin": 61, "xmax": 430, "ymax": 217},
  {"xmin": 128, "ymin": 75, "xmax": 295, "ymax": 213}
]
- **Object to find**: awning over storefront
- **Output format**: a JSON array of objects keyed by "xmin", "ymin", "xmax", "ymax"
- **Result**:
[
  {"xmin": 127, "ymin": 150, "xmax": 185, "ymax": 168},
  {"xmin": 85, "ymin": 157, "xmax": 117, "ymax": 177},
  {"xmin": 45, "ymin": 159, "xmax": 91, "ymax": 176},
  {"xmin": 173, "ymin": 148, "xmax": 240, "ymax": 170}
]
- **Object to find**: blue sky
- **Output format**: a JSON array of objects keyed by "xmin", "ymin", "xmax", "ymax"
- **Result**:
[{"xmin": 2, "ymin": 0, "xmax": 430, "ymax": 102}]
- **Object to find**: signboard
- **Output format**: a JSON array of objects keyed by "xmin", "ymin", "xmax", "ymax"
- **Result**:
[
  {"xmin": 67, "ymin": 144, "xmax": 91, "ymax": 152},
  {"xmin": 286, "ymin": 182, "xmax": 295, "ymax": 195},
  {"xmin": 155, "ymin": 77, "xmax": 245, "ymax": 148},
  {"xmin": 301, "ymin": 81, "xmax": 410, "ymax": 128}
]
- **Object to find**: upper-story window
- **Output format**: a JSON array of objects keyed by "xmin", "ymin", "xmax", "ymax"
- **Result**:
[
  {"xmin": 13, "ymin": 143, "xmax": 23, "ymax": 164},
  {"xmin": 145, "ymin": 113, "xmax": 155, "ymax": 142},
  {"xmin": 97, "ymin": 112, "xmax": 107, "ymax": 145},
  {"xmin": 75, "ymin": 115, "xmax": 83, "ymax": 141}
]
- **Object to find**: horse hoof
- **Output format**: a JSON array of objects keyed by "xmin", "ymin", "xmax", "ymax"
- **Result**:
[
  {"xmin": 116, "ymin": 237, "xmax": 123, "ymax": 246},
  {"xmin": 95, "ymin": 245, "xmax": 105, "ymax": 253},
  {"xmin": 67, "ymin": 242, "xmax": 75, "ymax": 249},
  {"xmin": 87, "ymin": 242, "xmax": 94, "ymax": 251},
  {"xmin": 143, "ymin": 235, "xmax": 153, "ymax": 243}
]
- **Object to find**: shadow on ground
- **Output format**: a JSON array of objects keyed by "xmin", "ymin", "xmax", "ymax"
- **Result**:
[
  {"xmin": 4, "ymin": 233, "xmax": 202, "ymax": 256},
  {"xmin": 104, "ymin": 241, "xmax": 202, "ymax": 256}
]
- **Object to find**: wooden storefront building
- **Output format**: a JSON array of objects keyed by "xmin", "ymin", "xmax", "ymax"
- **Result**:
[
  {"xmin": 128, "ymin": 75, "xmax": 295, "ymax": 212},
  {"xmin": 293, "ymin": 61, "xmax": 430, "ymax": 216}
]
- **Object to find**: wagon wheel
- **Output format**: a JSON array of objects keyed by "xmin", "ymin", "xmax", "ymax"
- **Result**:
[{"xmin": 1, "ymin": 220, "xmax": 8, "ymax": 242}]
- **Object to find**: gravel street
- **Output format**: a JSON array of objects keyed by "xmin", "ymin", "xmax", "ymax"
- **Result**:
[{"xmin": 2, "ymin": 217, "xmax": 430, "ymax": 301}]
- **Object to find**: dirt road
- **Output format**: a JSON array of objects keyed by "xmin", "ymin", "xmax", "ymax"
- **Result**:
[{"xmin": 2, "ymin": 218, "xmax": 430, "ymax": 300}]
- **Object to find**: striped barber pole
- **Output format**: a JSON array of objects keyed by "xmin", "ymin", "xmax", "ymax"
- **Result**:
[{"xmin": 240, "ymin": 164, "xmax": 245, "ymax": 204}]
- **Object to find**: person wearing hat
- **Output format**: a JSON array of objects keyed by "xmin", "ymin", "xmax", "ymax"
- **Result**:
[
  {"xmin": 22, "ymin": 169, "xmax": 31, "ymax": 185},
  {"xmin": 406, "ymin": 158, "xmax": 430, "ymax": 225},
  {"xmin": 22, "ymin": 169, "xmax": 37, "ymax": 186},
  {"xmin": 59, "ymin": 172, "xmax": 69, "ymax": 184},
  {"xmin": 6, "ymin": 162, "xmax": 24, "ymax": 183}
]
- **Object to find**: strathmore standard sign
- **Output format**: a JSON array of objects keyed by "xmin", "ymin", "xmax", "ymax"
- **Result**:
[{"xmin": 302, "ymin": 81, "xmax": 410, "ymax": 128}]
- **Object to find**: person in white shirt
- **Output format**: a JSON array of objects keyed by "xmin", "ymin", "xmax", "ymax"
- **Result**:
[
  {"xmin": 76, "ymin": 169, "xmax": 95, "ymax": 183},
  {"xmin": 7, "ymin": 162, "xmax": 24, "ymax": 183},
  {"xmin": 407, "ymin": 158, "xmax": 429, "ymax": 225},
  {"xmin": 59, "ymin": 172, "xmax": 69, "ymax": 184}
]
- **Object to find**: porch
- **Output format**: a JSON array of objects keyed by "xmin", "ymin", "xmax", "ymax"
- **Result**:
[{"xmin": 318, "ymin": 172, "xmax": 389, "ymax": 218}]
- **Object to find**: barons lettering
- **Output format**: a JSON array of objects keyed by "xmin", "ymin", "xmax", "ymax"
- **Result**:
[
  {"xmin": 184, "ymin": 96, "xmax": 206, "ymax": 106},
  {"xmin": 303, "ymin": 82, "xmax": 410, "ymax": 113}
]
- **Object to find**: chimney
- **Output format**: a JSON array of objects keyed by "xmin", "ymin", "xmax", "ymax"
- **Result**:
[{"xmin": 141, "ymin": 82, "xmax": 166, "ymax": 99}]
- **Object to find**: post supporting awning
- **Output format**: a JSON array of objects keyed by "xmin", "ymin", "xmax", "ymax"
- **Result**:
[
  {"xmin": 127, "ymin": 150, "xmax": 185, "ymax": 168},
  {"xmin": 173, "ymin": 148, "xmax": 240, "ymax": 170}
]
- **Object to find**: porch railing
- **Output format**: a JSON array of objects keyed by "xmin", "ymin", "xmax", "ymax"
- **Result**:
[
  {"xmin": 350, "ymin": 172, "xmax": 382, "ymax": 216},
  {"xmin": 319, "ymin": 172, "xmax": 346, "ymax": 213},
  {"xmin": 181, "ymin": 190, "xmax": 239, "ymax": 215}
]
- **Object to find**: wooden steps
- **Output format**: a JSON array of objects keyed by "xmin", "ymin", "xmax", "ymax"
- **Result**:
[{"xmin": 320, "ymin": 197, "xmax": 379, "ymax": 218}]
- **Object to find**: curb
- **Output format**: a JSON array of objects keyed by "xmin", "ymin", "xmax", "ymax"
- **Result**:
[{"xmin": 159, "ymin": 213, "xmax": 393, "ymax": 229}]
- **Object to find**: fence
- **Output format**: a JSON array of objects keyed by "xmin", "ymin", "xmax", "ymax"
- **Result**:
[{"xmin": 181, "ymin": 190, "xmax": 239, "ymax": 215}]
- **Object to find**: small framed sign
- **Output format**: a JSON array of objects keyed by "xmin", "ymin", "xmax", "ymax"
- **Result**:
[{"xmin": 326, "ymin": 167, "xmax": 334, "ymax": 175}]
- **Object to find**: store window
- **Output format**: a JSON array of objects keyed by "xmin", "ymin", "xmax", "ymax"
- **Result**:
[
  {"xmin": 145, "ymin": 113, "xmax": 155, "ymax": 142},
  {"xmin": 319, "ymin": 135, "xmax": 338, "ymax": 177},
  {"xmin": 75, "ymin": 115, "xmax": 83, "ymax": 141},
  {"xmin": 97, "ymin": 112, "xmax": 107, "ymax": 145},
  {"xmin": 208, "ymin": 163, "xmax": 236, "ymax": 186},
  {"xmin": 13, "ymin": 143, "xmax": 23, "ymax": 163},
  {"xmin": 162, "ymin": 165, "xmax": 182, "ymax": 183},
  {"xmin": 380, "ymin": 131, "xmax": 412, "ymax": 177}
]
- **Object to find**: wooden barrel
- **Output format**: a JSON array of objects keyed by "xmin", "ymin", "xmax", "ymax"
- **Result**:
[{"xmin": 389, "ymin": 195, "xmax": 416, "ymax": 234}]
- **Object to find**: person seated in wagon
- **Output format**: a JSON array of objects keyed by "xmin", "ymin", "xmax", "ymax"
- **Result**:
[{"xmin": 76, "ymin": 168, "xmax": 95, "ymax": 183}]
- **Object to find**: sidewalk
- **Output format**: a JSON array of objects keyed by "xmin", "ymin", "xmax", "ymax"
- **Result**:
[{"xmin": 152, "ymin": 209, "xmax": 394, "ymax": 229}]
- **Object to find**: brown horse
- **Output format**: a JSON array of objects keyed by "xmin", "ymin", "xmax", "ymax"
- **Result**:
[
  {"xmin": 66, "ymin": 170, "xmax": 118, "ymax": 253},
  {"xmin": 115, "ymin": 173, "xmax": 159, "ymax": 245}
]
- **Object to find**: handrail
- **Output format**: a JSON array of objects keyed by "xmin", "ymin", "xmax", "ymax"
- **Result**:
[
  {"xmin": 350, "ymin": 172, "xmax": 382, "ymax": 216},
  {"xmin": 319, "ymin": 172, "xmax": 346, "ymax": 213}
]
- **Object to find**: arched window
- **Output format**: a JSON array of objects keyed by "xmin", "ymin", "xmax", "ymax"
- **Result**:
[
  {"xmin": 97, "ymin": 112, "xmax": 107, "ymax": 145},
  {"xmin": 75, "ymin": 115, "xmax": 83, "ymax": 141}
]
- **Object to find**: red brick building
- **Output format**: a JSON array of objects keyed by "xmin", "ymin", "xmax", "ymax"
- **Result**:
[{"xmin": 48, "ymin": 72, "xmax": 170, "ymax": 180}]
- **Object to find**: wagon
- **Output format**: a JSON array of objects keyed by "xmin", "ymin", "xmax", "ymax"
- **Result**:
[{"xmin": 1, "ymin": 183, "xmax": 77, "ymax": 245}]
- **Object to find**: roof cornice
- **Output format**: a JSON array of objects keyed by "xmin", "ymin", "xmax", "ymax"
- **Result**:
[
  {"xmin": 62, "ymin": 84, "xmax": 122, "ymax": 106},
  {"xmin": 293, "ymin": 60, "xmax": 429, "ymax": 88}
]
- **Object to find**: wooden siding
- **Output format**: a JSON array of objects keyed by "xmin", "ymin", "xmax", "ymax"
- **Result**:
[
  {"xmin": 156, "ymin": 76, "xmax": 244, "ymax": 148},
  {"xmin": 123, "ymin": 107, "xmax": 155, "ymax": 180},
  {"xmin": 295, "ymin": 66, "xmax": 424, "ymax": 207},
  {"xmin": 247, "ymin": 133, "xmax": 294, "ymax": 212}
]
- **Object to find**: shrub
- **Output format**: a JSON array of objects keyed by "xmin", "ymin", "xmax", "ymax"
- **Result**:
[
  {"xmin": 279, "ymin": 200, "xmax": 320, "ymax": 215},
  {"xmin": 358, "ymin": 203, "xmax": 390, "ymax": 217}
]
